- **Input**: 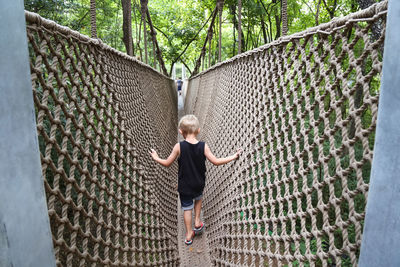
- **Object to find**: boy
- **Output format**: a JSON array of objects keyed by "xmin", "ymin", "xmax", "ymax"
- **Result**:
[{"xmin": 149, "ymin": 114, "xmax": 241, "ymax": 245}]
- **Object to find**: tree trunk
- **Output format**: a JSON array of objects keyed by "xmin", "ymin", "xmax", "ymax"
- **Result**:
[
  {"xmin": 140, "ymin": 0, "xmax": 148, "ymax": 64},
  {"xmin": 322, "ymin": 0, "xmax": 337, "ymax": 19},
  {"xmin": 193, "ymin": 7, "xmax": 218, "ymax": 76},
  {"xmin": 267, "ymin": 8, "xmax": 273, "ymax": 41},
  {"xmin": 229, "ymin": 4, "xmax": 236, "ymax": 55},
  {"xmin": 209, "ymin": 32, "xmax": 212, "ymax": 68},
  {"xmin": 229, "ymin": 3, "xmax": 244, "ymax": 54},
  {"xmin": 90, "ymin": 0, "xmax": 97, "ymax": 38},
  {"xmin": 217, "ymin": 0, "xmax": 224, "ymax": 62},
  {"xmin": 255, "ymin": 28, "xmax": 261, "ymax": 47},
  {"xmin": 180, "ymin": 60, "xmax": 192, "ymax": 75},
  {"xmin": 132, "ymin": 0, "xmax": 139, "ymax": 54},
  {"xmin": 152, "ymin": 37, "xmax": 156, "ymax": 68},
  {"xmin": 121, "ymin": 0, "xmax": 133, "ymax": 56},
  {"xmin": 315, "ymin": 0, "xmax": 322, "ymax": 25},
  {"xmin": 357, "ymin": 0, "xmax": 375, "ymax": 10},
  {"xmin": 146, "ymin": 9, "xmax": 168, "ymax": 75},
  {"xmin": 258, "ymin": 0, "xmax": 273, "ymax": 42},
  {"xmin": 137, "ymin": 17, "xmax": 143, "ymax": 60},
  {"xmin": 238, "ymin": 0, "xmax": 242, "ymax": 54},
  {"xmin": 232, "ymin": 17, "xmax": 236, "ymax": 55},
  {"xmin": 168, "ymin": 10, "xmax": 214, "ymax": 74},
  {"xmin": 245, "ymin": 20, "xmax": 250, "ymax": 50},
  {"xmin": 201, "ymin": 54, "xmax": 204, "ymax": 72},
  {"xmin": 275, "ymin": 13, "xmax": 281, "ymax": 39},
  {"xmin": 260, "ymin": 16, "xmax": 268, "ymax": 44},
  {"xmin": 357, "ymin": 0, "xmax": 382, "ymax": 40},
  {"xmin": 281, "ymin": 0, "xmax": 288, "ymax": 36}
]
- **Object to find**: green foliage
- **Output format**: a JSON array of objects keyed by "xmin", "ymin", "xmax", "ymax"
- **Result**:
[{"xmin": 24, "ymin": 0, "xmax": 379, "ymax": 76}]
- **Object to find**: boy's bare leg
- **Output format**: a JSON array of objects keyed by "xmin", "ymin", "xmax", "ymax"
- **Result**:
[
  {"xmin": 183, "ymin": 210, "xmax": 194, "ymax": 240},
  {"xmin": 194, "ymin": 199, "xmax": 202, "ymax": 228}
]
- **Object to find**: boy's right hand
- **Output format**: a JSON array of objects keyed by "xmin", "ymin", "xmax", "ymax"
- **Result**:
[{"xmin": 234, "ymin": 148, "xmax": 242, "ymax": 159}]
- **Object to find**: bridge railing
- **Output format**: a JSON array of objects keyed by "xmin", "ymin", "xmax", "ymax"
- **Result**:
[
  {"xmin": 26, "ymin": 11, "xmax": 179, "ymax": 266},
  {"xmin": 186, "ymin": 2, "xmax": 387, "ymax": 266}
]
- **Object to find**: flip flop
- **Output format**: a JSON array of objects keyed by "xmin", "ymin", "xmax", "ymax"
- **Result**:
[
  {"xmin": 194, "ymin": 222, "xmax": 205, "ymax": 234},
  {"xmin": 184, "ymin": 231, "xmax": 195, "ymax": 245}
]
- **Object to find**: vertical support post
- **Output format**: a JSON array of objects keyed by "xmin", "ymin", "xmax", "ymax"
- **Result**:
[
  {"xmin": 182, "ymin": 64, "xmax": 186, "ymax": 80},
  {"xmin": 172, "ymin": 63, "xmax": 176, "ymax": 80},
  {"xmin": 359, "ymin": 1, "xmax": 400, "ymax": 266},
  {"xmin": 281, "ymin": 0, "xmax": 288, "ymax": 36},
  {"xmin": 0, "ymin": 1, "xmax": 56, "ymax": 266},
  {"xmin": 90, "ymin": 0, "xmax": 97, "ymax": 38}
]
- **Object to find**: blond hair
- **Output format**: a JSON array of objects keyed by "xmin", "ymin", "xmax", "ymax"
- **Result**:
[{"xmin": 179, "ymin": 114, "xmax": 199, "ymax": 135}]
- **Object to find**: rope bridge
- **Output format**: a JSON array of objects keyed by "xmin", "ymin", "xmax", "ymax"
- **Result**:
[{"xmin": 25, "ymin": 1, "xmax": 387, "ymax": 266}]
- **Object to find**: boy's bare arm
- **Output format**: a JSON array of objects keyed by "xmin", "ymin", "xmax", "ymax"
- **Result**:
[
  {"xmin": 150, "ymin": 143, "xmax": 180, "ymax": 167},
  {"xmin": 204, "ymin": 144, "xmax": 241, "ymax": 166}
]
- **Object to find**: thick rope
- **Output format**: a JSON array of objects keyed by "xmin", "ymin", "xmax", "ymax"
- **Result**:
[{"xmin": 90, "ymin": 0, "xmax": 97, "ymax": 38}]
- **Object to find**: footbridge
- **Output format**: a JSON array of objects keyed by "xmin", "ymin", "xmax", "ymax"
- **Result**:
[{"xmin": 1, "ymin": 1, "xmax": 400, "ymax": 266}]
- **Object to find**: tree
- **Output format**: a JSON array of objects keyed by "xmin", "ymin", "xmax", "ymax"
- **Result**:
[
  {"xmin": 274, "ymin": 1, "xmax": 281, "ymax": 39},
  {"xmin": 357, "ymin": 0, "xmax": 375, "ymax": 9},
  {"xmin": 227, "ymin": 1, "xmax": 244, "ymax": 54},
  {"xmin": 146, "ymin": 9, "xmax": 169, "ymax": 75},
  {"xmin": 193, "ymin": 7, "xmax": 218, "ymax": 75},
  {"xmin": 238, "ymin": 0, "xmax": 242, "ymax": 54},
  {"xmin": 315, "ymin": 0, "xmax": 322, "ymax": 25},
  {"xmin": 25, "ymin": 0, "xmax": 371, "ymax": 76},
  {"xmin": 141, "ymin": 0, "xmax": 148, "ymax": 64},
  {"xmin": 24, "ymin": 0, "xmax": 73, "ymax": 23},
  {"xmin": 121, "ymin": 0, "xmax": 133, "ymax": 56},
  {"xmin": 322, "ymin": 0, "xmax": 338, "ymax": 19},
  {"xmin": 357, "ymin": 0, "xmax": 382, "ymax": 40},
  {"xmin": 218, "ymin": 0, "xmax": 224, "ymax": 62},
  {"xmin": 260, "ymin": 10, "xmax": 268, "ymax": 43}
]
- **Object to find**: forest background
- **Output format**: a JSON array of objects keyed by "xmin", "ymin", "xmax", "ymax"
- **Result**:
[{"xmin": 24, "ymin": 0, "xmax": 382, "ymax": 77}]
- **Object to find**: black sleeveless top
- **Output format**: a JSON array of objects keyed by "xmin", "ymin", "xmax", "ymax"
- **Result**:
[{"xmin": 178, "ymin": 141, "xmax": 206, "ymax": 198}]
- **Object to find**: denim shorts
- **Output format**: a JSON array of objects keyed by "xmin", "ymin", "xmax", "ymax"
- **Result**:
[{"xmin": 179, "ymin": 194, "xmax": 203, "ymax": 210}]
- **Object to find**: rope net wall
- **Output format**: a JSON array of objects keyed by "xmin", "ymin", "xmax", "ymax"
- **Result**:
[
  {"xmin": 26, "ymin": 12, "xmax": 179, "ymax": 266},
  {"xmin": 186, "ymin": 2, "xmax": 386, "ymax": 266}
]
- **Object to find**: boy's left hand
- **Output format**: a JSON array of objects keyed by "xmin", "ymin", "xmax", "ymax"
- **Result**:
[{"xmin": 149, "ymin": 149, "xmax": 159, "ymax": 160}]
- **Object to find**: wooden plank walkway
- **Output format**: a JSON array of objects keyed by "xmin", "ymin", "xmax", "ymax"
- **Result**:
[{"xmin": 176, "ymin": 86, "xmax": 212, "ymax": 267}]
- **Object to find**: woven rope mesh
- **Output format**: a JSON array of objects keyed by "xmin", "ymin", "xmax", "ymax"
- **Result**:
[
  {"xmin": 26, "ymin": 11, "xmax": 179, "ymax": 266},
  {"xmin": 185, "ymin": 2, "xmax": 386, "ymax": 266}
]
